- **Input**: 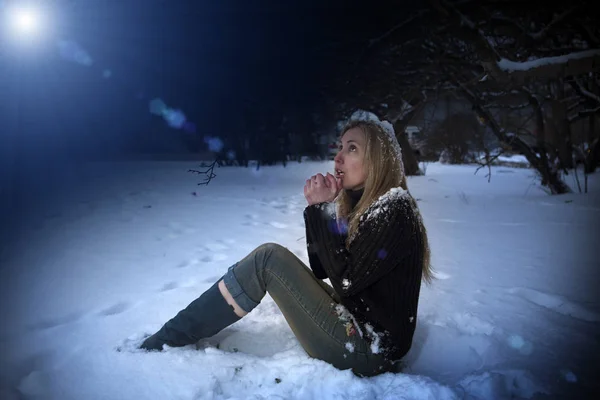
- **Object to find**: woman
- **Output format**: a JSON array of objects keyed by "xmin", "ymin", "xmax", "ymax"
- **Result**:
[{"xmin": 140, "ymin": 119, "xmax": 432, "ymax": 377}]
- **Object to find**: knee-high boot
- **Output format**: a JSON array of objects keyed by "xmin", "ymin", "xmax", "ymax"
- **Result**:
[{"xmin": 140, "ymin": 280, "xmax": 241, "ymax": 351}]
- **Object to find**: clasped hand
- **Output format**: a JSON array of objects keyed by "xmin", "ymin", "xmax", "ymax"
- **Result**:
[{"xmin": 304, "ymin": 173, "xmax": 342, "ymax": 206}]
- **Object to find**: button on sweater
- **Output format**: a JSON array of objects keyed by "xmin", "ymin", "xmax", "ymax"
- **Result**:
[{"xmin": 303, "ymin": 187, "xmax": 424, "ymax": 360}]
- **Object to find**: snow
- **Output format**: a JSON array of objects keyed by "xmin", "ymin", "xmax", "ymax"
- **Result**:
[
  {"xmin": 497, "ymin": 154, "xmax": 528, "ymax": 164},
  {"xmin": 474, "ymin": 152, "xmax": 531, "ymax": 167},
  {"xmin": 364, "ymin": 324, "xmax": 382, "ymax": 355},
  {"xmin": 335, "ymin": 304, "xmax": 364, "ymax": 339},
  {"xmin": 361, "ymin": 187, "xmax": 409, "ymax": 223},
  {"xmin": 497, "ymin": 49, "xmax": 600, "ymax": 72},
  {"xmin": 1, "ymin": 160, "xmax": 599, "ymax": 399}
]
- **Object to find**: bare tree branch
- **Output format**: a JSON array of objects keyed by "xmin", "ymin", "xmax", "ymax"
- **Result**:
[
  {"xmin": 188, "ymin": 159, "xmax": 218, "ymax": 185},
  {"xmin": 580, "ymin": 22, "xmax": 600, "ymax": 46},
  {"xmin": 531, "ymin": 6, "xmax": 579, "ymax": 40},
  {"xmin": 483, "ymin": 102, "xmax": 530, "ymax": 109},
  {"xmin": 568, "ymin": 105, "xmax": 600, "ymax": 122},
  {"xmin": 571, "ymin": 77, "xmax": 600, "ymax": 104},
  {"xmin": 368, "ymin": 9, "xmax": 430, "ymax": 48}
]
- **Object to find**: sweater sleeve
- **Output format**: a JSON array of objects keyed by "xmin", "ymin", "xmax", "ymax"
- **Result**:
[
  {"xmin": 304, "ymin": 217, "xmax": 328, "ymax": 279},
  {"xmin": 303, "ymin": 197, "xmax": 413, "ymax": 297}
]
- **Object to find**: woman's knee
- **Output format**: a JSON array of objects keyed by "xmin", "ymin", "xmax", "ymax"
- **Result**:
[
  {"xmin": 253, "ymin": 243, "xmax": 296, "ymax": 273},
  {"xmin": 254, "ymin": 242, "xmax": 290, "ymax": 260}
]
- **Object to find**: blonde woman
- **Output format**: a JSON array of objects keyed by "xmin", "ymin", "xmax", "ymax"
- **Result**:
[{"xmin": 140, "ymin": 118, "xmax": 432, "ymax": 377}]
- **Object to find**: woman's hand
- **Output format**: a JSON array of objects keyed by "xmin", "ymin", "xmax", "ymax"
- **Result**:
[{"xmin": 304, "ymin": 173, "xmax": 342, "ymax": 205}]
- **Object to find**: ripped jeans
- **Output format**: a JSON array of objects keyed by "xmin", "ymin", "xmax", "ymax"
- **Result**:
[{"xmin": 223, "ymin": 243, "xmax": 396, "ymax": 377}]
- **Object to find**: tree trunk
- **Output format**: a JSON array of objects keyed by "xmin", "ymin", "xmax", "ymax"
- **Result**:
[
  {"xmin": 552, "ymin": 84, "xmax": 574, "ymax": 169},
  {"xmin": 585, "ymin": 137, "xmax": 600, "ymax": 174},
  {"xmin": 390, "ymin": 101, "xmax": 426, "ymax": 176},
  {"xmin": 395, "ymin": 124, "xmax": 421, "ymax": 176},
  {"xmin": 458, "ymin": 84, "xmax": 571, "ymax": 194},
  {"xmin": 529, "ymin": 93, "xmax": 572, "ymax": 193}
]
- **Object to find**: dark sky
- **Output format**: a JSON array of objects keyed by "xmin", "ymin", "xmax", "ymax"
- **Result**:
[{"xmin": 1, "ymin": 0, "xmax": 409, "ymax": 154}]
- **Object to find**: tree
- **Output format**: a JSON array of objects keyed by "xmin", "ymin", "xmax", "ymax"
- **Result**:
[
  {"xmin": 425, "ymin": 0, "xmax": 600, "ymax": 193},
  {"xmin": 339, "ymin": 0, "xmax": 600, "ymax": 193}
]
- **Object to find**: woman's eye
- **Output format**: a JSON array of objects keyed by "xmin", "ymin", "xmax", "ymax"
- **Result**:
[{"xmin": 338, "ymin": 144, "xmax": 357, "ymax": 152}]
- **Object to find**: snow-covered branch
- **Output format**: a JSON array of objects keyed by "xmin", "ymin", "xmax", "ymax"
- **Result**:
[
  {"xmin": 483, "ymin": 102, "xmax": 530, "ymax": 110},
  {"xmin": 489, "ymin": 49, "xmax": 600, "ymax": 83},
  {"xmin": 481, "ymin": 90, "xmax": 521, "ymax": 97},
  {"xmin": 497, "ymin": 49, "xmax": 600, "ymax": 72}
]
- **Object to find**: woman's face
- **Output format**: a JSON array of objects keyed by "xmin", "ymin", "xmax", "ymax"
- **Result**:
[{"xmin": 334, "ymin": 127, "xmax": 368, "ymax": 191}]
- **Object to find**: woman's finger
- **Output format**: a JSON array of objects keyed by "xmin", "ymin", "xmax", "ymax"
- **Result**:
[
  {"xmin": 325, "ymin": 173, "xmax": 336, "ymax": 189},
  {"xmin": 315, "ymin": 173, "xmax": 326, "ymax": 186}
]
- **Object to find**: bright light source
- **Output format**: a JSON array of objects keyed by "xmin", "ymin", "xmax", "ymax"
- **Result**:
[
  {"xmin": 14, "ymin": 8, "xmax": 38, "ymax": 33},
  {"xmin": 5, "ymin": 4, "xmax": 44, "ymax": 38}
]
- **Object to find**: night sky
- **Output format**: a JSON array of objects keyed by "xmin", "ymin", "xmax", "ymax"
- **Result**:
[
  {"xmin": 0, "ymin": 0, "xmax": 416, "ymax": 158},
  {"xmin": 1, "ymin": 0, "xmax": 406, "ymax": 154}
]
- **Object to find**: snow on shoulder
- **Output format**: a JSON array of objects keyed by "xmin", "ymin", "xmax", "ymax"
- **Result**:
[{"xmin": 360, "ymin": 187, "xmax": 409, "ymax": 224}]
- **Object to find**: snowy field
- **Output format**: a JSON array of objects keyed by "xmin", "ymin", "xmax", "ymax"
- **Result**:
[{"xmin": 0, "ymin": 160, "xmax": 598, "ymax": 400}]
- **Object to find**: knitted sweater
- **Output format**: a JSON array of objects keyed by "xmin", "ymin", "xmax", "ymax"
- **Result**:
[{"xmin": 303, "ymin": 187, "xmax": 424, "ymax": 360}]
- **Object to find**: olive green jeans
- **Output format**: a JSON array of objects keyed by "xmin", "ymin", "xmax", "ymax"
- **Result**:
[{"xmin": 223, "ymin": 243, "xmax": 397, "ymax": 377}]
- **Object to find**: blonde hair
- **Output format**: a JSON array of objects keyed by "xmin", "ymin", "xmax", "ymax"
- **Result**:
[{"xmin": 336, "ymin": 120, "xmax": 433, "ymax": 284}]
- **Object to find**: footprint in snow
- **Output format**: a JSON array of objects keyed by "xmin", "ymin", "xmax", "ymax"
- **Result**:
[
  {"xmin": 160, "ymin": 282, "xmax": 179, "ymax": 292},
  {"xmin": 200, "ymin": 253, "xmax": 228, "ymax": 263},
  {"xmin": 99, "ymin": 302, "xmax": 131, "ymax": 317},
  {"xmin": 507, "ymin": 287, "xmax": 600, "ymax": 322},
  {"xmin": 176, "ymin": 258, "xmax": 200, "ymax": 268},
  {"xmin": 17, "ymin": 370, "xmax": 52, "ymax": 398},
  {"xmin": 268, "ymin": 221, "xmax": 287, "ymax": 229},
  {"xmin": 203, "ymin": 276, "xmax": 222, "ymax": 283},
  {"xmin": 433, "ymin": 271, "xmax": 451, "ymax": 280},
  {"xmin": 201, "ymin": 241, "xmax": 230, "ymax": 252},
  {"xmin": 242, "ymin": 219, "xmax": 259, "ymax": 227},
  {"xmin": 266, "ymin": 201, "xmax": 287, "ymax": 210},
  {"xmin": 450, "ymin": 312, "xmax": 495, "ymax": 336},
  {"xmin": 28, "ymin": 311, "xmax": 84, "ymax": 331}
]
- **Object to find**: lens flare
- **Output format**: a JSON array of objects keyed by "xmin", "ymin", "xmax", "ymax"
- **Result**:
[
  {"xmin": 204, "ymin": 136, "xmax": 224, "ymax": 152},
  {"xmin": 149, "ymin": 98, "xmax": 167, "ymax": 116},
  {"xmin": 164, "ymin": 108, "xmax": 186, "ymax": 129},
  {"xmin": 57, "ymin": 39, "xmax": 93, "ymax": 66}
]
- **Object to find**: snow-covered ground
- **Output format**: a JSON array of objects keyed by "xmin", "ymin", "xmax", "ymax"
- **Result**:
[{"xmin": 0, "ymin": 161, "xmax": 598, "ymax": 400}]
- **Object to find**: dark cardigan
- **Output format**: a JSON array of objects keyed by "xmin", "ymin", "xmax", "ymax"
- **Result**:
[{"xmin": 303, "ymin": 188, "xmax": 424, "ymax": 360}]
